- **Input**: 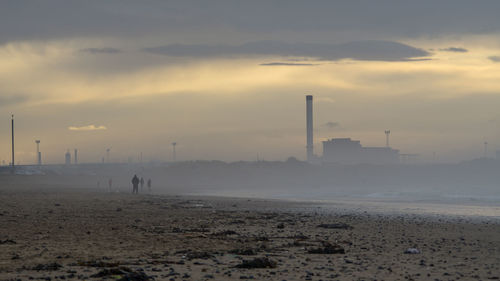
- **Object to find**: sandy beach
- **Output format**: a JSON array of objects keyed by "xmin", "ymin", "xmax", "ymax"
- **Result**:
[{"xmin": 1, "ymin": 186, "xmax": 500, "ymax": 281}]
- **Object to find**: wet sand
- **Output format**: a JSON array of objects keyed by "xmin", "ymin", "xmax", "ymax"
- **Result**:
[{"xmin": 1, "ymin": 186, "xmax": 500, "ymax": 280}]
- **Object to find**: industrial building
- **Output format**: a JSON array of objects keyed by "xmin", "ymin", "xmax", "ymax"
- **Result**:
[
  {"xmin": 305, "ymin": 95, "xmax": 400, "ymax": 165},
  {"xmin": 322, "ymin": 138, "xmax": 400, "ymax": 164}
]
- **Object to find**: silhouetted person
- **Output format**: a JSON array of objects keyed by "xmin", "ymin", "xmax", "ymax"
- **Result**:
[
  {"xmin": 140, "ymin": 177, "xmax": 144, "ymax": 190},
  {"xmin": 147, "ymin": 179, "xmax": 152, "ymax": 192},
  {"xmin": 108, "ymin": 178, "xmax": 112, "ymax": 192},
  {"xmin": 132, "ymin": 175, "xmax": 139, "ymax": 194}
]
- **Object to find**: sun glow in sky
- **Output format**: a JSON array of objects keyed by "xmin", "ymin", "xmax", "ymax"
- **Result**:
[{"xmin": 1, "ymin": 1, "xmax": 500, "ymax": 164}]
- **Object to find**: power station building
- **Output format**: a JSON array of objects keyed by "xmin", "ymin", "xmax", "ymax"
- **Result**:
[
  {"xmin": 322, "ymin": 138, "xmax": 400, "ymax": 164},
  {"xmin": 305, "ymin": 95, "xmax": 400, "ymax": 165}
]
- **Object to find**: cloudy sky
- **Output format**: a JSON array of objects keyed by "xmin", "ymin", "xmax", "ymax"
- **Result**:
[{"xmin": 1, "ymin": 0, "xmax": 500, "ymax": 164}]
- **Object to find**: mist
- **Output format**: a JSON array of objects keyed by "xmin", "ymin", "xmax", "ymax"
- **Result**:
[{"xmin": 3, "ymin": 155, "xmax": 499, "ymax": 204}]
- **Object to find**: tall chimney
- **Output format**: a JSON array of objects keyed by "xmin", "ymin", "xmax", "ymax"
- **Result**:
[
  {"xmin": 11, "ymin": 115, "xmax": 14, "ymax": 167},
  {"xmin": 306, "ymin": 95, "xmax": 313, "ymax": 162}
]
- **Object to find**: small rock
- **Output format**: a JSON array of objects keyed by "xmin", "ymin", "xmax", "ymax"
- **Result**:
[{"xmin": 404, "ymin": 248, "xmax": 421, "ymax": 254}]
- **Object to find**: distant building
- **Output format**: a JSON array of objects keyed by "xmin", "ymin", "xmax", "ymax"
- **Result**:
[
  {"xmin": 322, "ymin": 138, "xmax": 399, "ymax": 164},
  {"xmin": 65, "ymin": 150, "xmax": 71, "ymax": 165},
  {"xmin": 399, "ymin": 153, "xmax": 419, "ymax": 164}
]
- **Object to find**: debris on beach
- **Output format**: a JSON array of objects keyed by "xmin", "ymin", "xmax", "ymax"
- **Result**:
[
  {"xmin": 172, "ymin": 227, "xmax": 210, "ymax": 233},
  {"xmin": 90, "ymin": 266, "xmax": 152, "ymax": 280},
  {"xmin": 91, "ymin": 267, "xmax": 127, "ymax": 277},
  {"xmin": 290, "ymin": 234, "xmax": 309, "ymax": 239},
  {"xmin": 290, "ymin": 240, "xmax": 314, "ymax": 247},
  {"xmin": 211, "ymin": 230, "xmax": 239, "ymax": 236},
  {"xmin": 229, "ymin": 248, "xmax": 257, "ymax": 255},
  {"xmin": 186, "ymin": 251, "xmax": 215, "ymax": 260},
  {"xmin": 404, "ymin": 248, "xmax": 421, "ymax": 254},
  {"xmin": 117, "ymin": 271, "xmax": 151, "ymax": 280},
  {"xmin": 308, "ymin": 242, "xmax": 345, "ymax": 254},
  {"xmin": 32, "ymin": 262, "xmax": 62, "ymax": 271},
  {"xmin": 228, "ymin": 219, "xmax": 245, "ymax": 225},
  {"xmin": 0, "ymin": 239, "xmax": 16, "ymax": 244},
  {"xmin": 317, "ymin": 223, "xmax": 353, "ymax": 230},
  {"xmin": 77, "ymin": 260, "xmax": 120, "ymax": 267},
  {"xmin": 235, "ymin": 257, "xmax": 277, "ymax": 268}
]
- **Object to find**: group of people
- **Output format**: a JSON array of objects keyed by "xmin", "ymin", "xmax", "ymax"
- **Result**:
[
  {"xmin": 131, "ymin": 175, "xmax": 152, "ymax": 194},
  {"xmin": 98, "ymin": 175, "xmax": 152, "ymax": 194}
]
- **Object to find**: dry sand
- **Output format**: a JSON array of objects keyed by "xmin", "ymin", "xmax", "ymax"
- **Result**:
[{"xmin": 1, "ymin": 186, "xmax": 500, "ymax": 281}]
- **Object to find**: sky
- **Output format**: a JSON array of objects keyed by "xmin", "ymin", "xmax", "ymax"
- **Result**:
[{"xmin": 1, "ymin": 0, "xmax": 500, "ymax": 164}]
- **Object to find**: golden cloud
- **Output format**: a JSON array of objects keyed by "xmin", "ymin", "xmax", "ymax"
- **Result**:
[{"xmin": 68, "ymin": 125, "xmax": 107, "ymax": 131}]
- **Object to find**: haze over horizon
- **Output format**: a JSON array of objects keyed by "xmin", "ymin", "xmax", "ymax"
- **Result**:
[{"xmin": 2, "ymin": 1, "xmax": 500, "ymax": 164}]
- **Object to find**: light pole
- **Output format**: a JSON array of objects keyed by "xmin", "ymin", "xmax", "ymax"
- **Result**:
[
  {"xmin": 385, "ymin": 130, "xmax": 391, "ymax": 148},
  {"xmin": 172, "ymin": 142, "xmax": 177, "ymax": 162},
  {"xmin": 484, "ymin": 141, "xmax": 488, "ymax": 158},
  {"xmin": 106, "ymin": 148, "xmax": 111, "ymax": 163},
  {"xmin": 35, "ymin": 140, "xmax": 41, "ymax": 165}
]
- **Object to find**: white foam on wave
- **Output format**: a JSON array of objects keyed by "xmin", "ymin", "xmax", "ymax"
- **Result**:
[{"xmin": 188, "ymin": 186, "xmax": 500, "ymax": 219}]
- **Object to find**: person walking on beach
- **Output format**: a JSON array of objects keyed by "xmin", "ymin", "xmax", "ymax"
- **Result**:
[
  {"xmin": 140, "ymin": 177, "xmax": 144, "ymax": 190},
  {"xmin": 147, "ymin": 178, "xmax": 152, "ymax": 192},
  {"xmin": 108, "ymin": 178, "xmax": 113, "ymax": 192},
  {"xmin": 131, "ymin": 175, "xmax": 140, "ymax": 194}
]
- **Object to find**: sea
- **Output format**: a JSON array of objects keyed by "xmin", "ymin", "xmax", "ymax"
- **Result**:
[{"xmin": 189, "ymin": 186, "xmax": 500, "ymax": 220}]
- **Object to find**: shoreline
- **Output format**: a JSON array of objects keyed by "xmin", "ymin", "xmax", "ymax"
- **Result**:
[{"xmin": 182, "ymin": 191, "xmax": 500, "ymax": 223}]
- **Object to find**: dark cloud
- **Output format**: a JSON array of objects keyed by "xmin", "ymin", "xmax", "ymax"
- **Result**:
[
  {"xmin": 144, "ymin": 40, "xmax": 430, "ymax": 62},
  {"xmin": 0, "ymin": 95, "xmax": 28, "ymax": 107},
  {"xmin": 323, "ymin": 122, "xmax": 340, "ymax": 129},
  {"xmin": 79, "ymin": 47, "xmax": 122, "ymax": 54},
  {"xmin": 260, "ymin": 62, "xmax": 317, "ymax": 66},
  {"xmin": 488, "ymin": 56, "xmax": 500, "ymax": 62},
  {"xmin": 440, "ymin": 47, "xmax": 468, "ymax": 52},
  {"xmin": 2, "ymin": 1, "xmax": 500, "ymax": 45},
  {"xmin": 402, "ymin": 58, "xmax": 433, "ymax": 62}
]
